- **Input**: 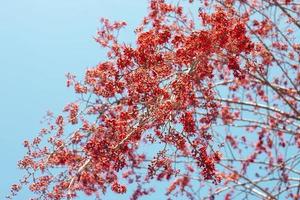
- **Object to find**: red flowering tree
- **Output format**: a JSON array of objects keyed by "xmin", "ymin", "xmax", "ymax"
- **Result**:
[{"xmin": 9, "ymin": 0, "xmax": 300, "ymax": 199}]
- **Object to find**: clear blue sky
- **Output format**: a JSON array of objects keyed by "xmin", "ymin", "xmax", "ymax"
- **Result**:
[
  {"xmin": 2, "ymin": 1, "xmax": 288, "ymax": 200},
  {"xmin": 0, "ymin": 0, "xmax": 151, "ymax": 199}
]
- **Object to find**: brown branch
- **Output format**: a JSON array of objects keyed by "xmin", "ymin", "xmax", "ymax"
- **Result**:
[
  {"xmin": 212, "ymin": 97, "xmax": 300, "ymax": 121},
  {"xmin": 271, "ymin": 0, "xmax": 300, "ymax": 29}
]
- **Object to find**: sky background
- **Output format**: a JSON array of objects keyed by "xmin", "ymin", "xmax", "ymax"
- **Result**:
[
  {"xmin": 2, "ymin": 1, "xmax": 293, "ymax": 200},
  {"xmin": 0, "ymin": 0, "xmax": 152, "ymax": 199}
]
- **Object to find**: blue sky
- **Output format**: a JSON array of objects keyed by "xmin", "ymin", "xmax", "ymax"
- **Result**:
[
  {"xmin": 0, "ymin": 0, "xmax": 149, "ymax": 199},
  {"xmin": 2, "ymin": 1, "xmax": 295, "ymax": 199}
]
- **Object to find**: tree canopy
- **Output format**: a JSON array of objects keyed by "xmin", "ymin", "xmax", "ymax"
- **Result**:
[{"xmin": 9, "ymin": 0, "xmax": 300, "ymax": 199}]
